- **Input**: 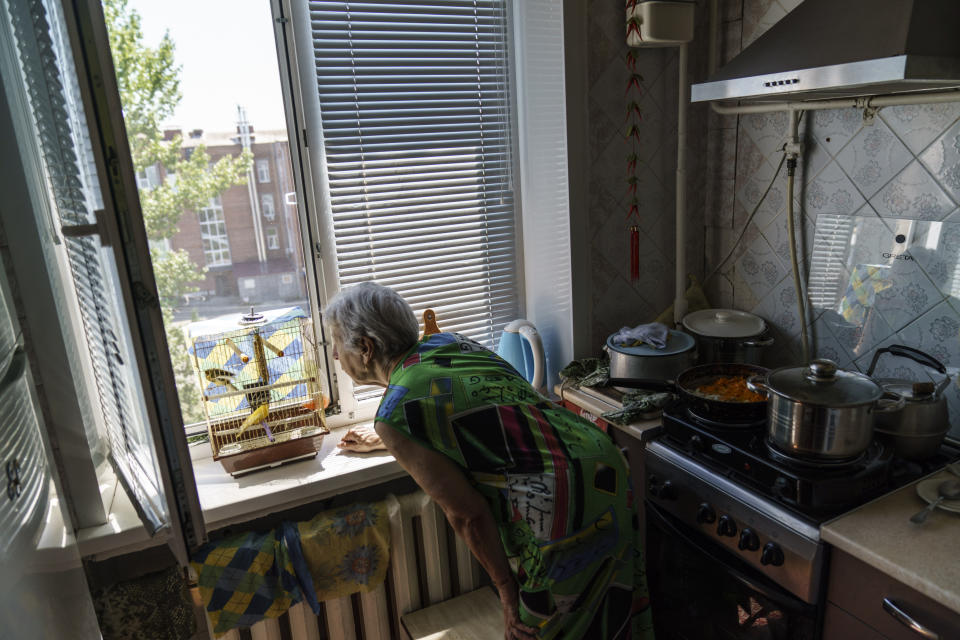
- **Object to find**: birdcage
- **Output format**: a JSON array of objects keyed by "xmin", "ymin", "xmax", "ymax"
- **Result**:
[{"xmin": 188, "ymin": 307, "xmax": 329, "ymax": 476}]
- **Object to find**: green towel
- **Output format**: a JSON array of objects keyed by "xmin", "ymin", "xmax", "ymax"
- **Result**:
[
  {"xmin": 558, "ymin": 356, "xmax": 610, "ymax": 388},
  {"xmin": 601, "ymin": 390, "xmax": 674, "ymax": 425}
]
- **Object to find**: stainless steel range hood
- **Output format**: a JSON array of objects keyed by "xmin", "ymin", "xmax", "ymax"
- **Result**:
[{"xmin": 692, "ymin": 0, "xmax": 960, "ymax": 103}]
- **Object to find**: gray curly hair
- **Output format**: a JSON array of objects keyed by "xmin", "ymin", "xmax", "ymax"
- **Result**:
[{"xmin": 324, "ymin": 282, "xmax": 420, "ymax": 363}]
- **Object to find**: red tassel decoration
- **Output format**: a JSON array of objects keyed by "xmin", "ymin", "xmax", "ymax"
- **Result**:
[{"xmin": 630, "ymin": 226, "xmax": 640, "ymax": 282}]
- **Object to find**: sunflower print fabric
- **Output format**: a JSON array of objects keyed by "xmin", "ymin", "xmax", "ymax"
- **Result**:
[
  {"xmin": 297, "ymin": 502, "xmax": 390, "ymax": 600},
  {"xmin": 377, "ymin": 333, "xmax": 655, "ymax": 639},
  {"xmin": 191, "ymin": 500, "xmax": 389, "ymax": 637}
]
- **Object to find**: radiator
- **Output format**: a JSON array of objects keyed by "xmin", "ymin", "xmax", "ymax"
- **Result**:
[{"xmin": 206, "ymin": 491, "xmax": 483, "ymax": 640}]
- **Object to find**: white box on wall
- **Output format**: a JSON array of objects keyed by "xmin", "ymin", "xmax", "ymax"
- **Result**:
[{"xmin": 626, "ymin": 0, "xmax": 695, "ymax": 47}]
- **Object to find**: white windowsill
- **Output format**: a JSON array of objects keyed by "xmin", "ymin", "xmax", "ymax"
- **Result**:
[{"xmin": 75, "ymin": 423, "xmax": 405, "ymax": 560}]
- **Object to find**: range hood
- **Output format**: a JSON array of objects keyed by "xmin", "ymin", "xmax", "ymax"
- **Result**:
[{"xmin": 692, "ymin": 0, "xmax": 960, "ymax": 103}]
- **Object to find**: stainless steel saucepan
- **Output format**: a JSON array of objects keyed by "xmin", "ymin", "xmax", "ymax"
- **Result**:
[{"xmin": 747, "ymin": 359, "xmax": 904, "ymax": 460}]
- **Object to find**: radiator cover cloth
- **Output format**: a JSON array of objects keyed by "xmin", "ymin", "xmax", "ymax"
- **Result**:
[{"xmin": 190, "ymin": 500, "xmax": 389, "ymax": 636}]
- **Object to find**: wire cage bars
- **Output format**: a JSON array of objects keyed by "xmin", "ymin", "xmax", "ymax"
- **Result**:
[{"xmin": 190, "ymin": 309, "xmax": 328, "ymax": 475}]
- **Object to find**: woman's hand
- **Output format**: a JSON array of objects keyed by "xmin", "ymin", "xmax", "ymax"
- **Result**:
[
  {"xmin": 496, "ymin": 579, "xmax": 538, "ymax": 640},
  {"xmin": 337, "ymin": 424, "xmax": 386, "ymax": 452},
  {"xmin": 374, "ymin": 421, "xmax": 537, "ymax": 638}
]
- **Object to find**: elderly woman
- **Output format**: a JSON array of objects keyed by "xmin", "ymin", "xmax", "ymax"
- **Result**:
[{"xmin": 328, "ymin": 282, "xmax": 654, "ymax": 640}]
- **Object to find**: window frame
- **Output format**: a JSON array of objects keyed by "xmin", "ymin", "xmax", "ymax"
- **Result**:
[
  {"xmin": 261, "ymin": 192, "xmax": 275, "ymax": 220},
  {"xmin": 275, "ymin": 0, "xmax": 527, "ymax": 425},
  {"xmin": 197, "ymin": 197, "xmax": 232, "ymax": 267},
  {"xmin": 265, "ymin": 226, "xmax": 280, "ymax": 250},
  {"xmin": 56, "ymin": 0, "xmax": 205, "ymax": 564},
  {"xmin": 1, "ymin": 0, "xmax": 573, "ymax": 562},
  {"xmin": 256, "ymin": 158, "xmax": 270, "ymax": 183}
]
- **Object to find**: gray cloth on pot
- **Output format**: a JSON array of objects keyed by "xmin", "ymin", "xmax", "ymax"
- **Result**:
[{"xmin": 610, "ymin": 322, "xmax": 669, "ymax": 349}]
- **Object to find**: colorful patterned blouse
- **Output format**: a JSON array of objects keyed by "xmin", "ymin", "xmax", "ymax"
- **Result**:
[{"xmin": 376, "ymin": 333, "xmax": 654, "ymax": 639}]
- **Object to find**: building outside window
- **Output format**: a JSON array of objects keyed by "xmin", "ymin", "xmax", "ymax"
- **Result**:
[
  {"xmin": 265, "ymin": 227, "xmax": 279, "ymax": 250},
  {"xmin": 256, "ymin": 158, "xmax": 270, "ymax": 183},
  {"xmin": 198, "ymin": 197, "xmax": 231, "ymax": 267},
  {"xmin": 261, "ymin": 192, "xmax": 274, "ymax": 219}
]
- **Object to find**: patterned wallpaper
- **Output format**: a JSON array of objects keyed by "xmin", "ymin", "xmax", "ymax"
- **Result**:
[{"xmin": 586, "ymin": 0, "xmax": 960, "ymax": 435}]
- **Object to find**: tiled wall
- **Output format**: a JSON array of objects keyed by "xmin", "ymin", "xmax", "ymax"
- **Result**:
[
  {"xmin": 585, "ymin": 0, "xmax": 708, "ymax": 350},
  {"xmin": 585, "ymin": 0, "xmax": 960, "ymax": 435},
  {"xmin": 703, "ymin": 0, "xmax": 960, "ymax": 436}
]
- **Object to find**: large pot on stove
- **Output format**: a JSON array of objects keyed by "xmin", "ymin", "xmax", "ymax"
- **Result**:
[
  {"xmin": 747, "ymin": 359, "xmax": 902, "ymax": 460},
  {"xmin": 604, "ymin": 329, "xmax": 696, "ymax": 388},
  {"xmin": 682, "ymin": 308, "xmax": 774, "ymax": 365}
]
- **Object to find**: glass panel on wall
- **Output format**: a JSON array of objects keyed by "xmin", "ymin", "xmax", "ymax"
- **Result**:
[
  {"xmin": 808, "ymin": 214, "xmax": 960, "ymax": 438},
  {"xmin": 102, "ymin": 0, "xmax": 309, "ymax": 430}
]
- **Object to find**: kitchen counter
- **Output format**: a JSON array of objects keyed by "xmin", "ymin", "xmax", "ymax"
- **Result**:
[{"xmin": 821, "ymin": 465, "xmax": 960, "ymax": 615}]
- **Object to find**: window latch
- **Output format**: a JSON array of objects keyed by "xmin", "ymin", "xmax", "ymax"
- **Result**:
[{"xmin": 61, "ymin": 209, "xmax": 111, "ymax": 246}]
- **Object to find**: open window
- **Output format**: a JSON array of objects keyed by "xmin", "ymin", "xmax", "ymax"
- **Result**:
[
  {"xmin": 0, "ymin": 0, "xmax": 558, "ymax": 563},
  {"xmin": 279, "ymin": 0, "xmax": 523, "ymax": 420}
]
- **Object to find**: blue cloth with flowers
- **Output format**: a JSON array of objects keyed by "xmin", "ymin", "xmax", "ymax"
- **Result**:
[{"xmin": 191, "ymin": 500, "xmax": 390, "ymax": 637}]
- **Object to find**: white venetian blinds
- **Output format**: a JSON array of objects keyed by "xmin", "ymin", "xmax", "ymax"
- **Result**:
[{"xmin": 307, "ymin": 0, "xmax": 521, "ymax": 348}]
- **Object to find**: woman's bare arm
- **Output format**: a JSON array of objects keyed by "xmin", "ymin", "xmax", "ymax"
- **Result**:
[{"xmin": 374, "ymin": 421, "xmax": 538, "ymax": 640}]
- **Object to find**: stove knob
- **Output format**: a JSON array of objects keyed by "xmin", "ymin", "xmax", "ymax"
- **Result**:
[
  {"xmin": 760, "ymin": 542, "xmax": 785, "ymax": 567},
  {"xmin": 738, "ymin": 528, "xmax": 760, "ymax": 551},
  {"xmin": 696, "ymin": 503, "xmax": 716, "ymax": 525},
  {"xmin": 717, "ymin": 514, "xmax": 737, "ymax": 537},
  {"xmin": 650, "ymin": 480, "xmax": 677, "ymax": 501}
]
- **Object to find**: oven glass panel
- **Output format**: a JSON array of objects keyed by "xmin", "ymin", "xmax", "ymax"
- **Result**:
[{"xmin": 646, "ymin": 503, "xmax": 817, "ymax": 640}]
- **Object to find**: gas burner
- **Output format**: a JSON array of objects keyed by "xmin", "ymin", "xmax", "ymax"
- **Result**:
[
  {"xmin": 685, "ymin": 407, "xmax": 766, "ymax": 431},
  {"xmin": 660, "ymin": 402, "xmax": 897, "ymax": 520},
  {"xmin": 764, "ymin": 439, "xmax": 869, "ymax": 468}
]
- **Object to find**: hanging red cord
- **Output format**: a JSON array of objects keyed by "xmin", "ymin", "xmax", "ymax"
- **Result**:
[{"xmin": 625, "ymin": 16, "xmax": 643, "ymax": 283}]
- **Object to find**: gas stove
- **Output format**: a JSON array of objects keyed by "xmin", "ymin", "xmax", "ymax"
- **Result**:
[
  {"xmin": 659, "ymin": 403, "xmax": 896, "ymax": 521},
  {"xmin": 644, "ymin": 400, "xmax": 960, "ymax": 608}
]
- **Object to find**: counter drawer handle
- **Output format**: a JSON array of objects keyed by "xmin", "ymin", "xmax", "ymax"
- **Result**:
[{"xmin": 882, "ymin": 598, "xmax": 939, "ymax": 639}]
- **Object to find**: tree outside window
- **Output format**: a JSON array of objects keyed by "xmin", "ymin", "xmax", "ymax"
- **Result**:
[{"xmin": 104, "ymin": 0, "xmax": 252, "ymax": 425}]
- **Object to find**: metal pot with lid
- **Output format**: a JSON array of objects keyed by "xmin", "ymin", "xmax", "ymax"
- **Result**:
[
  {"xmin": 604, "ymin": 329, "xmax": 696, "ymax": 391},
  {"xmin": 747, "ymin": 359, "xmax": 903, "ymax": 460},
  {"xmin": 682, "ymin": 308, "xmax": 773, "ymax": 365},
  {"xmin": 866, "ymin": 345, "xmax": 951, "ymax": 460}
]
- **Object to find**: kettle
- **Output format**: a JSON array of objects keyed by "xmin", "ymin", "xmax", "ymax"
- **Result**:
[
  {"xmin": 496, "ymin": 319, "xmax": 545, "ymax": 390},
  {"xmin": 866, "ymin": 344, "xmax": 951, "ymax": 460}
]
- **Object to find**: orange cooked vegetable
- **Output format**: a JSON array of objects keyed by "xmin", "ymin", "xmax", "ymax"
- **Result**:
[{"xmin": 695, "ymin": 375, "xmax": 765, "ymax": 403}]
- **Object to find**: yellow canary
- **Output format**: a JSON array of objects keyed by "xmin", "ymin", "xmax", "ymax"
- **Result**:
[
  {"xmin": 236, "ymin": 404, "xmax": 269, "ymax": 440},
  {"xmin": 205, "ymin": 368, "xmax": 238, "ymax": 391}
]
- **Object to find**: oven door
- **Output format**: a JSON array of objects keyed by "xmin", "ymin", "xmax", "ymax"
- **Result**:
[{"xmin": 646, "ymin": 499, "xmax": 820, "ymax": 640}]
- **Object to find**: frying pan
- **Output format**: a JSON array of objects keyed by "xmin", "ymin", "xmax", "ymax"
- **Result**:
[{"xmin": 609, "ymin": 362, "xmax": 769, "ymax": 424}]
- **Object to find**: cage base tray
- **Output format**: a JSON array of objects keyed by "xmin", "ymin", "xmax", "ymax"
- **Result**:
[{"xmin": 216, "ymin": 433, "xmax": 325, "ymax": 477}]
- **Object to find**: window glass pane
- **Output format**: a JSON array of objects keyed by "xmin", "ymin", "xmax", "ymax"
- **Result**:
[
  {"xmin": 107, "ymin": 0, "xmax": 310, "ymax": 428},
  {"xmin": 8, "ymin": 0, "xmax": 169, "ymax": 528},
  {"xmin": 262, "ymin": 193, "xmax": 275, "ymax": 220},
  {"xmin": 305, "ymin": 0, "xmax": 521, "ymax": 405}
]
